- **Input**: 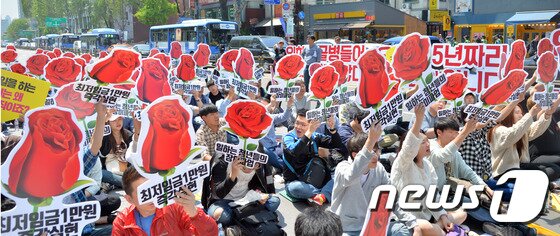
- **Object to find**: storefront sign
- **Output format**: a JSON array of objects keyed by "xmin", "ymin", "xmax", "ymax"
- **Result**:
[
  {"xmin": 443, "ymin": 14, "xmax": 451, "ymax": 31},
  {"xmin": 430, "ymin": 10, "xmax": 449, "ymax": 23},
  {"xmin": 429, "ymin": 0, "xmax": 438, "ymax": 10},
  {"xmin": 313, "ymin": 10, "xmax": 366, "ymax": 20}
]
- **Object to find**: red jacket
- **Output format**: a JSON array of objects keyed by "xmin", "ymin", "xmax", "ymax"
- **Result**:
[{"xmin": 112, "ymin": 204, "xmax": 218, "ymax": 236}]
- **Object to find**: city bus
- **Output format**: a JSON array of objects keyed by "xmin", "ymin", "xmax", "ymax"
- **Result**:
[
  {"xmin": 79, "ymin": 28, "xmax": 120, "ymax": 54},
  {"xmin": 54, "ymin": 33, "xmax": 80, "ymax": 50},
  {"xmin": 149, "ymin": 19, "xmax": 238, "ymax": 62},
  {"xmin": 38, "ymin": 34, "xmax": 60, "ymax": 49}
]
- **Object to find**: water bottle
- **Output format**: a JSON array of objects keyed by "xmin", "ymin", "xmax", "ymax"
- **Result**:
[
  {"xmin": 14, "ymin": 119, "xmax": 19, "ymax": 132},
  {"xmin": 218, "ymin": 223, "xmax": 225, "ymax": 236}
]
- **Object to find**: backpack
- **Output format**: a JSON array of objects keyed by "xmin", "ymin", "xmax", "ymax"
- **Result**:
[
  {"xmin": 283, "ymin": 140, "xmax": 329, "ymax": 188},
  {"xmin": 229, "ymin": 201, "xmax": 285, "ymax": 236}
]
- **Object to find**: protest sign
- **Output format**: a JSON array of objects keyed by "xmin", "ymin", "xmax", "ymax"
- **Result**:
[
  {"xmin": 480, "ymin": 69, "xmax": 527, "ymax": 105},
  {"xmin": 153, "ymin": 53, "xmax": 171, "ymax": 69},
  {"xmin": 254, "ymin": 67, "xmax": 265, "ymax": 81},
  {"xmin": 402, "ymin": 73, "xmax": 447, "ymax": 111},
  {"xmin": 1, "ymin": 106, "xmax": 100, "ymax": 236},
  {"xmin": 1, "ymin": 70, "xmax": 50, "ymax": 122},
  {"xmin": 361, "ymin": 93, "xmax": 404, "ymax": 131},
  {"xmin": 533, "ymin": 92, "xmax": 559, "ymax": 109},
  {"xmin": 232, "ymin": 48, "xmax": 256, "ymax": 80},
  {"xmin": 133, "ymin": 58, "xmax": 172, "ymax": 104},
  {"xmin": 307, "ymin": 65, "xmax": 340, "ymax": 121},
  {"xmin": 215, "ymin": 142, "xmax": 269, "ymax": 169},
  {"xmin": 440, "ymin": 72, "xmax": 468, "ymax": 107},
  {"xmin": 87, "ymin": 48, "xmax": 141, "ymax": 85},
  {"xmin": 43, "ymin": 57, "xmax": 82, "ymax": 88},
  {"xmin": 270, "ymin": 54, "xmax": 305, "ymax": 101},
  {"xmin": 331, "ymin": 87, "xmax": 356, "ymax": 105},
  {"xmin": 286, "ymin": 44, "xmax": 386, "ymax": 83},
  {"xmin": 231, "ymin": 77, "xmax": 259, "ymax": 99},
  {"xmin": 361, "ymin": 191, "xmax": 391, "ymax": 236},
  {"xmin": 464, "ymin": 103, "xmax": 501, "ymax": 123},
  {"xmin": 73, "ymin": 80, "xmax": 132, "ymax": 105},
  {"xmin": 193, "ymin": 43, "xmax": 211, "ymax": 68},
  {"xmin": 25, "ymin": 53, "xmax": 49, "ymax": 78},
  {"xmin": 306, "ymin": 105, "xmax": 340, "ymax": 120},
  {"xmin": 131, "ymin": 95, "xmax": 206, "ymax": 208},
  {"xmin": 221, "ymin": 100, "xmax": 273, "ymax": 168},
  {"xmin": 507, "ymin": 86, "xmax": 525, "ymax": 103}
]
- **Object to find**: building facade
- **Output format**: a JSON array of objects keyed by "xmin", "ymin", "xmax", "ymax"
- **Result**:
[{"xmin": 305, "ymin": 0, "xmax": 426, "ymax": 43}]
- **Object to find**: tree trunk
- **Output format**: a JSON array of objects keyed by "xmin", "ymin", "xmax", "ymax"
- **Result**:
[{"xmin": 219, "ymin": 0, "xmax": 228, "ymax": 20}]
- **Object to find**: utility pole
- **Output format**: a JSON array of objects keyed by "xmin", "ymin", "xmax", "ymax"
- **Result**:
[{"xmin": 270, "ymin": 4, "xmax": 274, "ymax": 36}]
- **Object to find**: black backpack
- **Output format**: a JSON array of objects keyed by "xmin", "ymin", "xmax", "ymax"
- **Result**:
[{"xmin": 228, "ymin": 201, "xmax": 285, "ymax": 236}]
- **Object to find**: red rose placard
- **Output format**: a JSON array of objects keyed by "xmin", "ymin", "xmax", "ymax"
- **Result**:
[
  {"xmin": 6, "ymin": 44, "xmax": 16, "ymax": 51},
  {"xmin": 7, "ymin": 108, "xmax": 82, "ymax": 199},
  {"xmin": 141, "ymin": 98, "xmax": 192, "ymax": 173},
  {"xmin": 26, "ymin": 54, "xmax": 49, "ymax": 76},
  {"xmin": 153, "ymin": 53, "xmax": 171, "ymax": 68},
  {"xmin": 53, "ymin": 48, "xmax": 62, "ymax": 57},
  {"xmin": 89, "ymin": 49, "xmax": 141, "ymax": 83},
  {"xmin": 55, "ymin": 84, "xmax": 96, "ymax": 119},
  {"xmin": 36, "ymin": 48, "xmax": 43, "ymax": 54},
  {"xmin": 481, "ymin": 69, "xmax": 527, "ymax": 105},
  {"xmin": 219, "ymin": 49, "xmax": 239, "ymax": 72},
  {"xmin": 384, "ymin": 74, "xmax": 400, "ymax": 102},
  {"xmin": 234, "ymin": 48, "xmax": 255, "ymax": 80},
  {"xmin": 392, "ymin": 33, "xmax": 431, "ymax": 81},
  {"xmin": 136, "ymin": 58, "xmax": 172, "ymax": 103},
  {"xmin": 330, "ymin": 60, "xmax": 349, "ymax": 85},
  {"xmin": 46, "ymin": 51, "xmax": 57, "ymax": 59},
  {"xmin": 99, "ymin": 51, "xmax": 108, "ymax": 59},
  {"xmin": 176, "ymin": 54, "xmax": 196, "ymax": 82},
  {"xmin": 225, "ymin": 100, "xmax": 272, "ymax": 139},
  {"xmin": 74, "ymin": 57, "xmax": 87, "ymax": 79},
  {"xmin": 357, "ymin": 49, "xmax": 389, "ymax": 108},
  {"xmin": 44, "ymin": 57, "xmax": 82, "ymax": 87},
  {"xmin": 537, "ymin": 51, "xmax": 558, "ymax": 84},
  {"xmin": 193, "ymin": 43, "xmax": 211, "ymax": 67},
  {"xmin": 310, "ymin": 65, "xmax": 339, "ymax": 99},
  {"xmin": 170, "ymin": 41, "xmax": 182, "ymax": 59},
  {"xmin": 441, "ymin": 72, "xmax": 468, "ymax": 100},
  {"xmin": 308, "ymin": 62, "xmax": 321, "ymax": 77},
  {"xmin": 502, "ymin": 40, "xmax": 526, "ymax": 77},
  {"xmin": 537, "ymin": 38, "xmax": 554, "ymax": 57},
  {"xmin": 81, "ymin": 53, "xmax": 93, "ymax": 63},
  {"xmin": 1, "ymin": 50, "xmax": 17, "ymax": 63},
  {"xmin": 10, "ymin": 63, "xmax": 26, "ymax": 75},
  {"xmin": 276, "ymin": 54, "xmax": 305, "ymax": 80},
  {"xmin": 149, "ymin": 48, "xmax": 159, "ymax": 57},
  {"xmin": 63, "ymin": 52, "xmax": 76, "ymax": 58}
]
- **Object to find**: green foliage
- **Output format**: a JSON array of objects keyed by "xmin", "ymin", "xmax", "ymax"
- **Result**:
[
  {"xmin": 134, "ymin": 0, "xmax": 176, "ymax": 26},
  {"xmin": 6, "ymin": 18, "xmax": 30, "ymax": 41}
]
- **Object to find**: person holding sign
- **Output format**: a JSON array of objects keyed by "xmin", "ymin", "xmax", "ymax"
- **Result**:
[
  {"xmin": 282, "ymin": 109, "xmax": 345, "ymax": 205},
  {"xmin": 207, "ymin": 155, "xmax": 279, "ymax": 226},
  {"xmin": 100, "ymin": 113, "xmax": 133, "ymax": 189},
  {"xmin": 391, "ymin": 104, "xmax": 464, "ymax": 232},
  {"xmin": 408, "ymin": 101, "xmax": 446, "ymax": 139},
  {"xmin": 112, "ymin": 167, "xmax": 218, "ymax": 235}
]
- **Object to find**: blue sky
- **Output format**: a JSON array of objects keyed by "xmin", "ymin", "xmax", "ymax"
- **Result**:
[{"xmin": 2, "ymin": 0, "xmax": 20, "ymax": 20}]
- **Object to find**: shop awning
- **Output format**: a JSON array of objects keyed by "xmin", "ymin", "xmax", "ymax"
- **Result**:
[
  {"xmin": 506, "ymin": 10, "xmax": 560, "ymax": 24},
  {"xmin": 255, "ymin": 18, "xmax": 282, "ymax": 27},
  {"xmin": 343, "ymin": 21, "xmax": 372, "ymax": 29},
  {"xmin": 314, "ymin": 23, "xmax": 348, "ymax": 31}
]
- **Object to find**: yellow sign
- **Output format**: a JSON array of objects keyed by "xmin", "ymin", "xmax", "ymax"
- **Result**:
[
  {"xmin": 385, "ymin": 46, "xmax": 397, "ymax": 63},
  {"xmin": 313, "ymin": 10, "xmax": 366, "ymax": 20},
  {"xmin": 429, "ymin": 0, "xmax": 438, "ymax": 10},
  {"xmin": 1, "ymin": 70, "xmax": 51, "ymax": 122},
  {"xmin": 429, "ymin": 10, "xmax": 449, "ymax": 22},
  {"xmin": 443, "ymin": 14, "xmax": 451, "ymax": 31},
  {"xmin": 507, "ymin": 25, "xmax": 514, "ymax": 35}
]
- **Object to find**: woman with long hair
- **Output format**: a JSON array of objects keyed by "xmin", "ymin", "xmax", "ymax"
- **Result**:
[{"xmin": 100, "ymin": 114, "xmax": 133, "ymax": 189}]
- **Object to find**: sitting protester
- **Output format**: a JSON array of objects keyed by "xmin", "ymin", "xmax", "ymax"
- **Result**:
[
  {"xmin": 112, "ymin": 167, "xmax": 218, "ymax": 235},
  {"xmin": 196, "ymin": 104, "xmax": 228, "ymax": 162},
  {"xmin": 207, "ymin": 156, "xmax": 278, "ymax": 226},
  {"xmin": 100, "ymin": 113, "xmax": 133, "ymax": 189},
  {"xmin": 391, "ymin": 104, "xmax": 465, "ymax": 232},
  {"xmin": 258, "ymin": 95, "xmax": 294, "ymax": 170},
  {"xmin": 283, "ymin": 109, "xmax": 346, "ymax": 205}
]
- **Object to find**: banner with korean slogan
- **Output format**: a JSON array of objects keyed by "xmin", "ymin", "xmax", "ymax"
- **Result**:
[
  {"xmin": 130, "ymin": 95, "xmax": 207, "ymax": 208},
  {"xmin": 1, "ymin": 70, "xmax": 50, "ymax": 122},
  {"xmin": 1, "ymin": 106, "xmax": 100, "ymax": 236},
  {"xmin": 216, "ymin": 100, "xmax": 273, "ymax": 168},
  {"xmin": 268, "ymin": 54, "xmax": 305, "ymax": 101}
]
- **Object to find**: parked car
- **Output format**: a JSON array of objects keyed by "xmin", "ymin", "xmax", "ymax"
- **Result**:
[
  {"xmin": 229, "ymin": 36, "xmax": 286, "ymax": 71},
  {"xmin": 315, "ymin": 39, "xmax": 353, "ymax": 45},
  {"xmin": 133, "ymin": 44, "xmax": 151, "ymax": 57},
  {"xmin": 382, "ymin": 36, "xmax": 444, "ymax": 45}
]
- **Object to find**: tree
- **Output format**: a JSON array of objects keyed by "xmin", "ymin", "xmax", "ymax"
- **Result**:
[
  {"xmin": 20, "ymin": 0, "xmax": 33, "ymax": 18},
  {"xmin": 6, "ymin": 18, "xmax": 30, "ymax": 41},
  {"xmin": 219, "ymin": 0, "xmax": 227, "ymax": 20},
  {"xmin": 134, "ymin": 0, "xmax": 176, "ymax": 26}
]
